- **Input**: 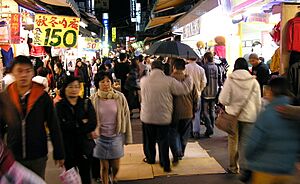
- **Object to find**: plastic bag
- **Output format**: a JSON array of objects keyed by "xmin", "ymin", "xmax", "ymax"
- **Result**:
[{"xmin": 59, "ymin": 167, "xmax": 82, "ymax": 184}]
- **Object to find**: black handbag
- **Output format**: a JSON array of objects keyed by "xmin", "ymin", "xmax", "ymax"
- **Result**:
[{"xmin": 82, "ymin": 137, "xmax": 95, "ymax": 156}]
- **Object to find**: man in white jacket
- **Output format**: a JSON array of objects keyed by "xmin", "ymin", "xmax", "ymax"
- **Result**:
[
  {"xmin": 140, "ymin": 60, "xmax": 193, "ymax": 172},
  {"xmin": 185, "ymin": 58, "xmax": 207, "ymax": 138}
]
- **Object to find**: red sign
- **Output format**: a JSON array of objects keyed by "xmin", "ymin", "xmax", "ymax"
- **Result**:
[{"xmin": 10, "ymin": 14, "xmax": 21, "ymax": 44}]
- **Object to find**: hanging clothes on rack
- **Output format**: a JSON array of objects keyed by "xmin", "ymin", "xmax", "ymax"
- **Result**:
[
  {"xmin": 0, "ymin": 45, "xmax": 14, "ymax": 68},
  {"xmin": 0, "ymin": 20, "xmax": 9, "ymax": 43}
]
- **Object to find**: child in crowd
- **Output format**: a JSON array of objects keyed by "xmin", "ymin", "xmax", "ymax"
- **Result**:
[{"xmin": 245, "ymin": 77, "xmax": 300, "ymax": 184}]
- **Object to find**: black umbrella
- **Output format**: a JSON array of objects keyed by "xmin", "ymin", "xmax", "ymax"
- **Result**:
[{"xmin": 145, "ymin": 41, "xmax": 199, "ymax": 59}]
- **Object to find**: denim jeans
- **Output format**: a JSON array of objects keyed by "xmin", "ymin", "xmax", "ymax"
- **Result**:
[
  {"xmin": 192, "ymin": 98, "xmax": 201, "ymax": 133},
  {"xmin": 203, "ymin": 99, "xmax": 216, "ymax": 134},
  {"xmin": 228, "ymin": 121, "xmax": 254, "ymax": 173},
  {"xmin": 169, "ymin": 118, "xmax": 192, "ymax": 158}
]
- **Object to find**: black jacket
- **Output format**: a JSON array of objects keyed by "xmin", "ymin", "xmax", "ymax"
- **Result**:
[
  {"xmin": 55, "ymin": 98, "xmax": 97, "ymax": 160},
  {"xmin": 0, "ymin": 82, "xmax": 65, "ymax": 161},
  {"xmin": 288, "ymin": 62, "xmax": 300, "ymax": 103},
  {"xmin": 252, "ymin": 62, "xmax": 270, "ymax": 95}
]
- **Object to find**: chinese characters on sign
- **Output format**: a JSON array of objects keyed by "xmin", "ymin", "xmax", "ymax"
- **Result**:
[
  {"xmin": 84, "ymin": 37, "xmax": 100, "ymax": 51},
  {"xmin": 183, "ymin": 18, "xmax": 201, "ymax": 39},
  {"xmin": 112, "ymin": 27, "xmax": 116, "ymax": 42},
  {"xmin": 10, "ymin": 14, "xmax": 21, "ymax": 44},
  {"xmin": 33, "ymin": 14, "xmax": 80, "ymax": 48}
]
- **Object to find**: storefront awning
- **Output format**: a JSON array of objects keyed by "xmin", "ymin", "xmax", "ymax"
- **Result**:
[
  {"xmin": 153, "ymin": 0, "xmax": 186, "ymax": 13},
  {"xmin": 38, "ymin": 0, "xmax": 80, "ymax": 17},
  {"xmin": 146, "ymin": 12, "xmax": 186, "ymax": 30},
  {"xmin": 13, "ymin": 0, "xmax": 49, "ymax": 13},
  {"xmin": 144, "ymin": 31, "xmax": 172, "ymax": 43},
  {"xmin": 172, "ymin": 0, "xmax": 219, "ymax": 30}
]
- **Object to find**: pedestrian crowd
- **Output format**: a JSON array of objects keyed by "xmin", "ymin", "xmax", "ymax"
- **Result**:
[{"xmin": 0, "ymin": 43, "xmax": 300, "ymax": 184}]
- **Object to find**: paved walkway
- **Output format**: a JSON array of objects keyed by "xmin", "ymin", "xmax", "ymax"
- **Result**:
[{"xmin": 45, "ymin": 116, "xmax": 300, "ymax": 184}]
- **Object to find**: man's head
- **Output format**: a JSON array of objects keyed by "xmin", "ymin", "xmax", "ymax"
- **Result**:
[
  {"xmin": 173, "ymin": 58, "xmax": 186, "ymax": 72},
  {"xmin": 10, "ymin": 56, "xmax": 34, "ymax": 88},
  {"xmin": 119, "ymin": 53, "xmax": 127, "ymax": 62},
  {"xmin": 264, "ymin": 77, "xmax": 289, "ymax": 101},
  {"xmin": 249, "ymin": 53, "xmax": 260, "ymax": 67},
  {"xmin": 145, "ymin": 56, "xmax": 151, "ymax": 64},
  {"xmin": 151, "ymin": 60, "xmax": 164, "ymax": 71},
  {"xmin": 203, "ymin": 52, "xmax": 214, "ymax": 63}
]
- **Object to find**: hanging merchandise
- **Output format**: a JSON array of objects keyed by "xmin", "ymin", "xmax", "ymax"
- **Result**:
[
  {"xmin": 15, "ymin": 38, "xmax": 30, "ymax": 56},
  {"xmin": 270, "ymin": 48, "xmax": 280, "ymax": 74},
  {"xmin": 0, "ymin": 20, "xmax": 9, "ymax": 44},
  {"xmin": 270, "ymin": 21, "xmax": 280, "ymax": 44},
  {"xmin": 286, "ymin": 12, "xmax": 300, "ymax": 52},
  {"xmin": 63, "ymin": 48, "xmax": 78, "ymax": 72},
  {"xmin": 214, "ymin": 36, "xmax": 226, "ymax": 59},
  {"xmin": 51, "ymin": 47, "xmax": 61, "ymax": 57},
  {"xmin": 0, "ymin": 45, "xmax": 13, "ymax": 68},
  {"xmin": 30, "ymin": 45, "xmax": 46, "ymax": 57}
]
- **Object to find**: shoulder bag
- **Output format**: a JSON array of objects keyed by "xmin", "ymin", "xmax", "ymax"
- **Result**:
[{"xmin": 215, "ymin": 80, "xmax": 256, "ymax": 136}]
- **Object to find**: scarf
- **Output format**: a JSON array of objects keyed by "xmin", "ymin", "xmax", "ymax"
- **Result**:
[{"xmin": 97, "ymin": 89, "xmax": 119, "ymax": 99}]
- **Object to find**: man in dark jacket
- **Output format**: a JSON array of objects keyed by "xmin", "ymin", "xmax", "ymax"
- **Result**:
[
  {"xmin": 202, "ymin": 52, "xmax": 219, "ymax": 137},
  {"xmin": 114, "ymin": 53, "xmax": 130, "ymax": 96},
  {"xmin": 0, "ymin": 55, "xmax": 65, "ymax": 179},
  {"xmin": 249, "ymin": 53, "xmax": 270, "ymax": 96}
]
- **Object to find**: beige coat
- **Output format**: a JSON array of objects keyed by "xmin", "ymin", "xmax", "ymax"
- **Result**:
[
  {"xmin": 140, "ymin": 69, "xmax": 193, "ymax": 125},
  {"xmin": 90, "ymin": 90, "xmax": 133, "ymax": 144}
]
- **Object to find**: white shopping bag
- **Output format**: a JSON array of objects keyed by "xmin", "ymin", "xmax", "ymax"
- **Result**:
[{"xmin": 59, "ymin": 167, "xmax": 82, "ymax": 184}]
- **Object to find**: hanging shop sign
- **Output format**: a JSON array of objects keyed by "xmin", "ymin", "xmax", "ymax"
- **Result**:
[
  {"xmin": 136, "ymin": 3, "xmax": 141, "ymax": 31},
  {"xmin": 247, "ymin": 13, "xmax": 269, "ymax": 23},
  {"xmin": 130, "ymin": 0, "xmax": 137, "ymax": 22},
  {"xmin": 112, "ymin": 27, "xmax": 116, "ymax": 42},
  {"xmin": 102, "ymin": 13, "xmax": 109, "ymax": 44},
  {"xmin": 231, "ymin": 0, "xmax": 262, "ymax": 13},
  {"xmin": 182, "ymin": 18, "xmax": 201, "ymax": 39},
  {"xmin": 10, "ymin": 13, "xmax": 21, "ymax": 44},
  {"xmin": 19, "ymin": 6, "xmax": 35, "ymax": 25},
  {"xmin": 84, "ymin": 37, "xmax": 100, "ymax": 51},
  {"xmin": 33, "ymin": 14, "xmax": 80, "ymax": 48}
]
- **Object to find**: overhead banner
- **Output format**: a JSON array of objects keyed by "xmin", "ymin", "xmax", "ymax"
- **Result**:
[
  {"xmin": 10, "ymin": 14, "xmax": 21, "ymax": 44},
  {"xmin": 33, "ymin": 14, "xmax": 80, "ymax": 48}
]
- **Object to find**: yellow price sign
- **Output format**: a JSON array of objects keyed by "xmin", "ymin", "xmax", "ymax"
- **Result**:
[
  {"xmin": 33, "ymin": 14, "xmax": 80, "ymax": 48},
  {"xmin": 112, "ymin": 27, "xmax": 116, "ymax": 42}
]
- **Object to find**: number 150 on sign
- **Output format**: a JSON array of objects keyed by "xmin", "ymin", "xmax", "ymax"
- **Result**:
[
  {"xmin": 44, "ymin": 28, "xmax": 77, "ymax": 47},
  {"xmin": 33, "ymin": 14, "xmax": 80, "ymax": 48}
]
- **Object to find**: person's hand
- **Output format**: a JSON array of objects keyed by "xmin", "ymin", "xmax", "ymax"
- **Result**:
[
  {"xmin": 55, "ymin": 160, "xmax": 65, "ymax": 168},
  {"xmin": 90, "ymin": 131, "xmax": 99, "ymax": 139},
  {"xmin": 276, "ymin": 105, "xmax": 300, "ymax": 121}
]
